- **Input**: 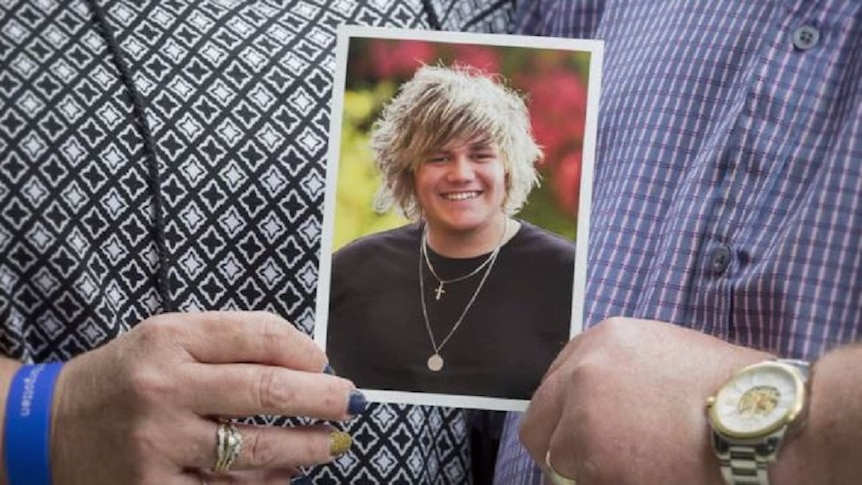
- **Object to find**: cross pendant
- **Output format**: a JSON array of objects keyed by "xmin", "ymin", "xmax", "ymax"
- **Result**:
[{"xmin": 434, "ymin": 283, "xmax": 445, "ymax": 300}]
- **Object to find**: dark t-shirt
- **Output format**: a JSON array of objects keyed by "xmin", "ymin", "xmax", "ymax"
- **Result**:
[{"xmin": 327, "ymin": 221, "xmax": 575, "ymax": 400}]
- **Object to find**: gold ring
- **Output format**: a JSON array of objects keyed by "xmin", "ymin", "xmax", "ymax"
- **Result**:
[
  {"xmin": 545, "ymin": 450, "xmax": 577, "ymax": 485},
  {"xmin": 214, "ymin": 422, "xmax": 243, "ymax": 473}
]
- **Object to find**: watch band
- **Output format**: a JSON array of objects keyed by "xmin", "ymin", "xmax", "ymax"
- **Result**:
[
  {"xmin": 778, "ymin": 358, "xmax": 810, "ymax": 379},
  {"xmin": 718, "ymin": 444, "xmax": 773, "ymax": 485}
]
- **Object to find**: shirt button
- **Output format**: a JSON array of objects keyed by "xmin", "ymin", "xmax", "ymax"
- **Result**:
[
  {"xmin": 792, "ymin": 25, "xmax": 820, "ymax": 50},
  {"xmin": 710, "ymin": 245, "xmax": 732, "ymax": 274}
]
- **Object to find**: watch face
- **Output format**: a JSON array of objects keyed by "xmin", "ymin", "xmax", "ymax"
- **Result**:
[{"xmin": 709, "ymin": 362, "xmax": 805, "ymax": 438}]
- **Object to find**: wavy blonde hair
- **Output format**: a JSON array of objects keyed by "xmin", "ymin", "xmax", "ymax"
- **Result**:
[{"xmin": 370, "ymin": 64, "xmax": 542, "ymax": 220}]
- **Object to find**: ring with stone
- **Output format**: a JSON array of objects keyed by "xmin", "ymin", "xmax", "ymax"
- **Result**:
[
  {"xmin": 213, "ymin": 422, "xmax": 243, "ymax": 473},
  {"xmin": 545, "ymin": 450, "xmax": 577, "ymax": 485}
]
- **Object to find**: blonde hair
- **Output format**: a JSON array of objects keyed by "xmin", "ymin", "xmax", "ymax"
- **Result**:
[{"xmin": 370, "ymin": 64, "xmax": 542, "ymax": 219}]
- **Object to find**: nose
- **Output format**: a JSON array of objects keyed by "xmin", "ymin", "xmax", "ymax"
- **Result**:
[{"xmin": 447, "ymin": 154, "xmax": 474, "ymax": 182}]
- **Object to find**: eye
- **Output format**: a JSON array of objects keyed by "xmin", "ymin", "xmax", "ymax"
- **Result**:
[
  {"xmin": 425, "ymin": 153, "xmax": 449, "ymax": 163},
  {"xmin": 473, "ymin": 151, "xmax": 496, "ymax": 161}
]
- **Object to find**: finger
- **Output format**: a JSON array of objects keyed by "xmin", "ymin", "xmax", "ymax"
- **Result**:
[
  {"xmin": 175, "ymin": 472, "xmax": 209, "ymax": 485},
  {"xmin": 545, "ymin": 403, "xmax": 581, "ymax": 482},
  {"xmin": 185, "ymin": 363, "xmax": 360, "ymax": 420},
  {"xmin": 525, "ymin": 324, "xmax": 603, "ymax": 462},
  {"xmin": 167, "ymin": 311, "xmax": 327, "ymax": 372},
  {"xmin": 186, "ymin": 421, "xmax": 351, "ymax": 472},
  {"xmin": 520, "ymin": 366, "xmax": 567, "ymax": 465},
  {"xmin": 197, "ymin": 467, "xmax": 301, "ymax": 484}
]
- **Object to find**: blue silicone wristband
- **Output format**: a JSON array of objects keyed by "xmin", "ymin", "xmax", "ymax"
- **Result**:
[{"xmin": 4, "ymin": 363, "xmax": 64, "ymax": 485}]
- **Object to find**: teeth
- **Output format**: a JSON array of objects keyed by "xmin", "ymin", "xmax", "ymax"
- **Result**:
[{"xmin": 444, "ymin": 191, "xmax": 479, "ymax": 201}]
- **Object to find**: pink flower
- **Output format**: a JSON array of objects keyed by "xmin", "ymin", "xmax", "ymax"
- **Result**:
[
  {"xmin": 552, "ymin": 151, "xmax": 582, "ymax": 217},
  {"xmin": 527, "ymin": 70, "xmax": 588, "ymax": 163},
  {"xmin": 451, "ymin": 44, "xmax": 500, "ymax": 72},
  {"xmin": 369, "ymin": 40, "xmax": 436, "ymax": 78}
]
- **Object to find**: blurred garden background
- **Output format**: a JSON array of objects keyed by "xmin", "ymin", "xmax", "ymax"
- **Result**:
[{"xmin": 332, "ymin": 35, "xmax": 591, "ymax": 251}]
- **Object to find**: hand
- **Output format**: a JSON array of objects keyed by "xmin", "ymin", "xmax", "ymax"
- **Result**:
[
  {"xmin": 520, "ymin": 317, "xmax": 771, "ymax": 485},
  {"xmin": 49, "ymin": 311, "xmax": 362, "ymax": 485}
]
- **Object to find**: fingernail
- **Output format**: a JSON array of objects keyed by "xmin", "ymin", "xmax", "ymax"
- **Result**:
[
  {"xmin": 329, "ymin": 431, "xmax": 352, "ymax": 456},
  {"xmin": 323, "ymin": 363, "xmax": 336, "ymax": 375},
  {"xmin": 347, "ymin": 389, "xmax": 367, "ymax": 415},
  {"xmin": 291, "ymin": 476, "xmax": 312, "ymax": 485}
]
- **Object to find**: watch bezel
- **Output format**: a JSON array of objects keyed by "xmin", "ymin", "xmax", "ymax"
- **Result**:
[{"xmin": 707, "ymin": 360, "xmax": 806, "ymax": 439}]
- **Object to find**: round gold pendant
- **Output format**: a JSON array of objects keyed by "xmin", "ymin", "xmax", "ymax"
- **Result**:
[{"xmin": 427, "ymin": 353, "xmax": 444, "ymax": 371}]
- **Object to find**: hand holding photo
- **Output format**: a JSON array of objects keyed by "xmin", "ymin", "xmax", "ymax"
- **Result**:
[{"xmin": 315, "ymin": 25, "xmax": 602, "ymax": 411}]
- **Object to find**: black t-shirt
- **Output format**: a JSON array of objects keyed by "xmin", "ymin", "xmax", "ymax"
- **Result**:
[{"xmin": 327, "ymin": 221, "xmax": 575, "ymax": 400}]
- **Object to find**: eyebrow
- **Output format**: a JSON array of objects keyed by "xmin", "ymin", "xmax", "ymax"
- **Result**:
[{"xmin": 427, "ymin": 142, "xmax": 496, "ymax": 154}]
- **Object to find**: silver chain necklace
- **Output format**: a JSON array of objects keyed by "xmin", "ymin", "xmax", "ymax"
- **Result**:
[
  {"xmin": 423, "ymin": 232, "xmax": 499, "ymax": 300},
  {"xmin": 419, "ymin": 219, "xmax": 508, "ymax": 372}
]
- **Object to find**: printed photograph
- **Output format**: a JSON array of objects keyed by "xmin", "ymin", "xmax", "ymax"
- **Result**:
[{"xmin": 315, "ymin": 25, "xmax": 602, "ymax": 411}]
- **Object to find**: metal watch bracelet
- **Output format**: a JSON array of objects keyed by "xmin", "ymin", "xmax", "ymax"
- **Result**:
[{"xmin": 713, "ymin": 359, "xmax": 811, "ymax": 485}]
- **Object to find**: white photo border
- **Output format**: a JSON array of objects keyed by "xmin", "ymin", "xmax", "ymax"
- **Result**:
[{"xmin": 314, "ymin": 24, "xmax": 602, "ymax": 412}]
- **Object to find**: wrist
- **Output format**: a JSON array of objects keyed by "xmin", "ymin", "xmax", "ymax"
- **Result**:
[
  {"xmin": 4, "ymin": 363, "xmax": 64, "ymax": 485},
  {"xmin": 770, "ymin": 346, "xmax": 862, "ymax": 484},
  {"xmin": 0, "ymin": 359, "xmax": 23, "ymax": 485},
  {"xmin": 706, "ymin": 358, "xmax": 810, "ymax": 485}
]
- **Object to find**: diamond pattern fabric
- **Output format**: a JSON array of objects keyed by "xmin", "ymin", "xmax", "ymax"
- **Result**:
[{"xmin": 0, "ymin": 0, "xmax": 514, "ymax": 482}]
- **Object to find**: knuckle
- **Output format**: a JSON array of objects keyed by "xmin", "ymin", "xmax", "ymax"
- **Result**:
[
  {"xmin": 254, "ymin": 311, "xmax": 288, "ymax": 336},
  {"xmin": 254, "ymin": 312, "xmax": 293, "ymax": 350},
  {"xmin": 300, "ymin": 431, "xmax": 326, "ymax": 463},
  {"xmin": 120, "ymin": 318, "xmax": 187, "ymax": 404},
  {"xmin": 254, "ymin": 312, "xmax": 325, "ymax": 371},
  {"xmin": 133, "ymin": 319, "xmax": 166, "ymax": 346},
  {"xmin": 256, "ymin": 367, "xmax": 294, "ymax": 413},
  {"xmin": 596, "ymin": 316, "xmax": 626, "ymax": 336},
  {"xmin": 132, "ymin": 315, "xmax": 180, "ymax": 350},
  {"xmin": 126, "ymin": 366, "xmax": 175, "ymax": 403},
  {"xmin": 322, "ymin": 378, "xmax": 351, "ymax": 418},
  {"xmin": 245, "ymin": 428, "xmax": 278, "ymax": 468}
]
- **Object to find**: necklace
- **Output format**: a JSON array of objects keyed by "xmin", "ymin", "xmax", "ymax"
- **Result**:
[
  {"xmin": 419, "ymin": 218, "xmax": 508, "ymax": 372},
  {"xmin": 422, "ymin": 231, "xmax": 499, "ymax": 300}
]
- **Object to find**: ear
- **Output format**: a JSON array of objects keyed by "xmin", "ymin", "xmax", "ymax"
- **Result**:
[{"xmin": 503, "ymin": 170, "xmax": 513, "ymax": 207}]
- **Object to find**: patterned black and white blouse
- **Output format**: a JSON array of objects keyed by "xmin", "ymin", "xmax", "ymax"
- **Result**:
[{"xmin": 0, "ymin": 1, "xmax": 513, "ymax": 483}]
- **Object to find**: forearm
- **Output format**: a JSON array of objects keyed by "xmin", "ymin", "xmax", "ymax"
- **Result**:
[
  {"xmin": 772, "ymin": 343, "xmax": 862, "ymax": 484},
  {"xmin": 0, "ymin": 357, "xmax": 25, "ymax": 485}
]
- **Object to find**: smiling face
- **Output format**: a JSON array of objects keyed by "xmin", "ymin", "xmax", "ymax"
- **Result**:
[
  {"xmin": 414, "ymin": 138, "xmax": 507, "ymax": 239},
  {"xmin": 370, "ymin": 66, "xmax": 541, "ymax": 220}
]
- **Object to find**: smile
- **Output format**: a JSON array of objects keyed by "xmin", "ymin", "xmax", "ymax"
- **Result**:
[{"xmin": 443, "ymin": 191, "xmax": 480, "ymax": 201}]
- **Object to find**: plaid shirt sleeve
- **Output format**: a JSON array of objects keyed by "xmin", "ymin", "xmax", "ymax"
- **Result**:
[{"xmin": 493, "ymin": 412, "xmax": 543, "ymax": 485}]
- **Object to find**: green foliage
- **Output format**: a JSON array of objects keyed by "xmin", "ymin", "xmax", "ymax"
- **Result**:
[
  {"xmin": 520, "ymin": 173, "xmax": 578, "ymax": 241},
  {"xmin": 333, "ymin": 86, "xmax": 407, "ymax": 251}
]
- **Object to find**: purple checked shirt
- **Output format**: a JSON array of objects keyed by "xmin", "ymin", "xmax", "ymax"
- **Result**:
[{"xmin": 494, "ymin": 1, "xmax": 862, "ymax": 483}]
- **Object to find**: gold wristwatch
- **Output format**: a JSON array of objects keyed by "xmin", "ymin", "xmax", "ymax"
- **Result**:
[{"xmin": 706, "ymin": 359, "xmax": 810, "ymax": 485}]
